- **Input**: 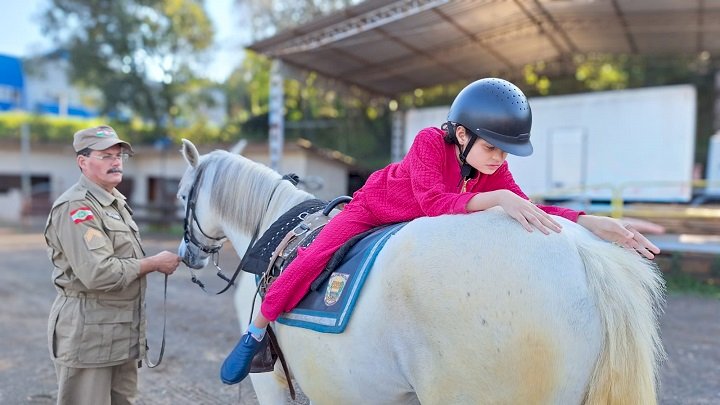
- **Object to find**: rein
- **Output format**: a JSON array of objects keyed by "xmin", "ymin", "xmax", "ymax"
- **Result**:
[{"xmin": 144, "ymin": 274, "xmax": 167, "ymax": 368}]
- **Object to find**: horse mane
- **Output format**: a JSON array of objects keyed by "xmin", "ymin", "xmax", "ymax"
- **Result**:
[{"xmin": 197, "ymin": 150, "xmax": 312, "ymax": 235}]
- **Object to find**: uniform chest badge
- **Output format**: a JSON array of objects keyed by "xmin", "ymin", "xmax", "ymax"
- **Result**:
[
  {"xmin": 105, "ymin": 211, "xmax": 122, "ymax": 220},
  {"xmin": 324, "ymin": 272, "xmax": 349, "ymax": 306}
]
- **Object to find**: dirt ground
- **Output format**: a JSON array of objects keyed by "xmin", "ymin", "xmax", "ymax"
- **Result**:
[{"xmin": 0, "ymin": 228, "xmax": 718, "ymax": 404}]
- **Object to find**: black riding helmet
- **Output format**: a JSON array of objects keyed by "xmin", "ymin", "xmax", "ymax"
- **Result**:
[{"xmin": 447, "ymin": 78, "xmax": 533, "ymax": 159}]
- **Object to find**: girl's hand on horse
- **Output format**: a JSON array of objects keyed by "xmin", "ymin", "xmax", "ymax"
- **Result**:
[
  {"xmin": 577, "ymin": 215, "xmax": 661, "ymax": 259},
  {"xmin": 469, "ymin": 190, "xmax": 562, "ymax": 234}
]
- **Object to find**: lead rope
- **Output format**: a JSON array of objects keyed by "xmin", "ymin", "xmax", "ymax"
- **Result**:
[{"xmin": 144, "ymin": 274, "xmax": 168, "ymax": 368}]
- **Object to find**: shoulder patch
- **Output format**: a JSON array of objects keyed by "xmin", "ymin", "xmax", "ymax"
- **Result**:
[
  {"xmin": 84, "ymin": 228, "xmax": 106, "ymax": 250},
  {"xmin": 70, "ymin": 207, "xmax": 95, "ymax": 224}
]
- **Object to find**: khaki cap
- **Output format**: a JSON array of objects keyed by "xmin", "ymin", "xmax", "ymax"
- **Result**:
[{"xmin": 73, "ymin": 125, "xmax": 134, "ymax": 154}]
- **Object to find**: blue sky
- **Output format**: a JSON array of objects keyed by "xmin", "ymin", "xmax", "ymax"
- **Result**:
[{"xmin": 0, "ymin": 0, "xmax": 244, "ymax": 82}]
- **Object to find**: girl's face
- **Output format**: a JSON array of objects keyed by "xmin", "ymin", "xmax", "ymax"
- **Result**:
[{"xmin": 456, "ymin": 126, "xmax": 508, "ymax": 175}]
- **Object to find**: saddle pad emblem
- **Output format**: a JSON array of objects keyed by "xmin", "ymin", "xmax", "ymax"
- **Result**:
[
  {"xmin": 277, "ymin": 222, "xmax": 406, "ymax": 333},
  {"xmin": 324, "ymin": 273, "xmax": 349, "ymax": 306}
]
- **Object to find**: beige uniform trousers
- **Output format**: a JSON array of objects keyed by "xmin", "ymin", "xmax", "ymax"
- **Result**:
[{"xmin": 54, "ymin": 359, "xmax": 137, "ymax": 405}]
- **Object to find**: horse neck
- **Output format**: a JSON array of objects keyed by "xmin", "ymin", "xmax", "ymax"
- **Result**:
[
  {"xmin": 217, "ymin": 175, "xmax": 313, "ymax": 247},
  {"xmin": 262, "ymin": 181, "xmax": 315, "ymax": 228}
]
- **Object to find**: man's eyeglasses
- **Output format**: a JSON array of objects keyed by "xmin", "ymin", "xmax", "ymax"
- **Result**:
[{"xmin": 88, "ymin": 153, "xmax": 130, "ymax": 162}]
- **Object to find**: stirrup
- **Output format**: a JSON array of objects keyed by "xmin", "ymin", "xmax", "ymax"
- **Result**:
[{"xmin": 250, "ymin": 337, "xmax": 277, "ymax": 373}]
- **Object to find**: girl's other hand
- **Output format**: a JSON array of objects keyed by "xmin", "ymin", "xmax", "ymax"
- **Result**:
[{"xmin": 577, "ymin": 215, "xmax": 661, "ymax": 259}]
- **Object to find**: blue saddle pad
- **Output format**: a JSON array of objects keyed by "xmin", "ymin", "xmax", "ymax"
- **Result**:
[{"xmin": 276, "ymin": 222, "xmax": 406, "ymax": 333}]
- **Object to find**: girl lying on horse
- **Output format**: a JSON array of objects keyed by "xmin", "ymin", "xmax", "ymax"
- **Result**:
[{"xmin": 220, "ymin": 77, "xmax": 660, "ymax": 385}]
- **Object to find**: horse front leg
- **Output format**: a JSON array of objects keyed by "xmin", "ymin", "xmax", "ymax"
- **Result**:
[{"xmin": 248, "ymin": 372, "xmax": 294, "ymax": 404}]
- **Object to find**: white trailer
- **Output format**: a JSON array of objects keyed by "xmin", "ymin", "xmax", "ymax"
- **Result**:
[
  {"xmin": 706, "ymin": 131, "xmax": 720, "ymax": 197},
  {"xmin": 403, "ymin": 85, "xmax": 697, "ymax": 202}
]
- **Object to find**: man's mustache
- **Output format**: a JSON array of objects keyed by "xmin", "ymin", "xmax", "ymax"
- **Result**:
[{"xmin": 107, "ymin": 168, "xmax": 123, "ymax": 174}]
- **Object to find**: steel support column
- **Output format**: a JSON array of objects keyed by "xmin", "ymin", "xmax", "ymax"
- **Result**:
[
  {"xmin": 391, "ymin": 110, "xmax": 405, "ymax": 162},
  {"xmin": 268, "ymin": 59, "xmax": 285, "ymax": 172}
]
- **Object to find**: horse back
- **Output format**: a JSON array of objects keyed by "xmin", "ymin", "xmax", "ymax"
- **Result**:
[{"xmin": 282, "ymin": 209, "xmax": 603, "ymax": 404}]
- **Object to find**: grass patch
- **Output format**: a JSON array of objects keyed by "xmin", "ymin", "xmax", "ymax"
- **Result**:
[
  {"xmin": 141, "ymin": 223, "xmax": 184, "ymax": 238},
  {"xmin": 664, "ymin": 273, "xmax": 720, "ymax": 299}
]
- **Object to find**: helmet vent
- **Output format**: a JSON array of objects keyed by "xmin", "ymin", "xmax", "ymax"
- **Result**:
[{"xmin": 487, "ymin": 79, "xmax": 529, "ymax": 111}]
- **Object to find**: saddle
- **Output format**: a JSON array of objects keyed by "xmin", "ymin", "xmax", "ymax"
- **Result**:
[{"xmin": 245, "ymin": 196, "xmax": 351, "ymax": 375}]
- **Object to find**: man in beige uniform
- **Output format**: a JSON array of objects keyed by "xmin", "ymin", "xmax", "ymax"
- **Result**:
[{"xmin": 44, "ymin": 125, "xmax": 181, "ymax": 405}]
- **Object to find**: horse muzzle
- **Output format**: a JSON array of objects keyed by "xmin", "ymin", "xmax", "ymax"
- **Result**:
[{"xmin": 178, "ymin": 240, "xmax": 208, "ymax": 269}]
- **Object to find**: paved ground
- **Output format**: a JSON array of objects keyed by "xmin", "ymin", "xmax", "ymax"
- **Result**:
[{"xmin": 0, "ymin": 228, "xmax": 718, "ymax": 404}]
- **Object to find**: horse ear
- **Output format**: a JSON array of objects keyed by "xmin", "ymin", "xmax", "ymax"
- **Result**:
[
  {"xmin": 230, "ymin": 139, "xmax": 247, "ymax": 155},
  {"xmin": 181, "ymin": 138, "xmax": 200, "ymax": 168}
]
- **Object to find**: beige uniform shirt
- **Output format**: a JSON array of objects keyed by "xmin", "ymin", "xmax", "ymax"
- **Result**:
[{"xmin": 45, "ymin": 175, "xmax": 147, "ymax": 368}]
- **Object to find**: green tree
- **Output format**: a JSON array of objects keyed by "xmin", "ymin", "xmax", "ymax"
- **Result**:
[
  {"xmin": 222, "ymin": 49, "xmax": 393, "ymax": 167},
  {"xmin": 42, "ymin": 0, "xmax": 214, "ymax": 132}
]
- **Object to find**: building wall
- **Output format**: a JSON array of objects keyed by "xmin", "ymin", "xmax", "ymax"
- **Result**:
[
  {"xmin": 0, "ymin": 143, "xmax": 79, "ymax": 201},
  {"xmin": 244, "ymin": 148, "xmax": 349, "ymax": 201},
  {"xmin": 0, "ymin": 141, "xmax": 353, "ymax": 224}
]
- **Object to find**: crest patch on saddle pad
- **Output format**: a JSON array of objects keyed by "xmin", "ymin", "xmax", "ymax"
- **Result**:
[
  {"xmin": 276, "ymin": 222, "xmax": 406, "ymax": 333},
  {"xmin": 70, "ymin": 207, "xmax": 94, "ymax": 224},
  {"xmin": 324, "ymin": 273, "xmax": 349, "ymax": 306}
]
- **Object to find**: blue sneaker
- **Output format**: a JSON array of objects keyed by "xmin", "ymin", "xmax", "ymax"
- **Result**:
[{"xmin": 220, "ymin": 332, "xmax": 267, "ymax": 384}]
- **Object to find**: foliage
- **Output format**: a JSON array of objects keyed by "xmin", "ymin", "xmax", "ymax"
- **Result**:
[
  {"xmin": 521, "ymin": 53, "xmax": 716, "ymax": 95},
  {"xmin": 223, "ymin": 51, "xmax": 272, "ymax": 139},
  {"xmin": 665, "ymin": 273, "xmax": 720, "ymax": 299},
  {"xmin": 0, "ymin": 112, "xmax": 100, "ymax": 143},
  {"xmin": 41, "ymin": 0, "xmax": 215, "ymax": 131},
  {"xmin": 520, "ymin": 53, "xmax": 718, "ymax": 164},
  {"xmin": 223, "ymin": 51, "xmax": 392, "ymax": 168},
  {"xmin": 0, "ymin": 112, "xmax": 157, "ymax": 145}
]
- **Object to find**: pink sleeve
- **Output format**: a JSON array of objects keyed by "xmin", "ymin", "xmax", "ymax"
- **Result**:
[
  {"xmin": 536, "ymin": 204, "xmax": 584, "ymax": 222},
  {"xmin": 406, "ymin": 129, "xmax": 472, "ymax": 216},
  {"xmin": 484, "ymin": 162, "xmax": 584, "ymax": 222}
]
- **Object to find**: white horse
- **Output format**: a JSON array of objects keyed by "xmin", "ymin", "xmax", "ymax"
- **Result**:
[{"xmin": 176, "ymin": 139, "xmax": 665, "ymax": 405}]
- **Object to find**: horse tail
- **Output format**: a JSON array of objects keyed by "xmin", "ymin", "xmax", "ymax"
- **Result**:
[{"xmin": 575, "ymin": 236, "xmax": 666, "ymax": 405}]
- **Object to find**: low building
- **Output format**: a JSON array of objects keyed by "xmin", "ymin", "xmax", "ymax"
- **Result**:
[{"xmin": 0, "ymin": 138, "xmax": 363, "ymax": 227}]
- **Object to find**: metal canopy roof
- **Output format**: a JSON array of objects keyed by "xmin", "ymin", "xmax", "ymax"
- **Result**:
[{"xmin": 247, "ymin": 0, "xmax": 720, "ymax": 97}]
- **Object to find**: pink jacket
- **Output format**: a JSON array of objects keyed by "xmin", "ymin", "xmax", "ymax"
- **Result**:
[{"xmin": 261, "ymin": 126, "xmax": 582, "ymax": 320}]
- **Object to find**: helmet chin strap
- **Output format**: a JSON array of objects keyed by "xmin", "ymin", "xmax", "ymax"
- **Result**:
[{"xmin": 458, "ymin": 132, "xmax": 478, "ymax": 181}]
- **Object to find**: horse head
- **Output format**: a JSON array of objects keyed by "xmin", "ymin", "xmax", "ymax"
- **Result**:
[
  {"xmin": 176, "ymin": 138, "xmax": 315, "ymax": 270},
  {"xmin": 177, "ymin": 139, "xmax": 227, "ymax": 269}
]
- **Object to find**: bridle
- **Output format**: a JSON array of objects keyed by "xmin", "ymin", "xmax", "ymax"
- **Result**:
[
  {"xmin": 181, "ymin": 165, "xmax": 237, "ymax": 293},
  {"xmin": 181, "ymin": 164, "xmax": 286, "ymax": 294},
  {"xmin": 183, "ymin": 166, "xmax": 226, "ymax": 256}
]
